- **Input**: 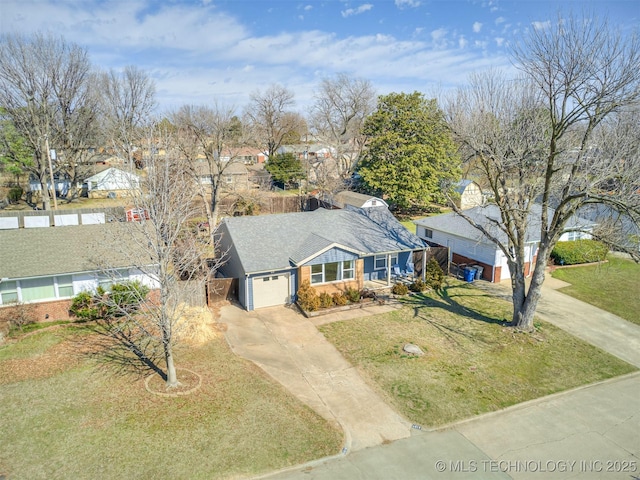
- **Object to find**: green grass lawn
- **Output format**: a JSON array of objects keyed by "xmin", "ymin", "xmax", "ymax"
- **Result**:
[
  {"xmin": 0, "ymin": 327, "xmax": 342, "ymax": 480},
  {"xmin": 319, "ymin": 280, "xmax": 636, "ymax": 428},
  {"xmin": 399, "ymin": 219, "xmax": 416, "ymax": 234},
  {"xmin": 551, "ymin": 255, "xmax": 640, "ymax": 326}
]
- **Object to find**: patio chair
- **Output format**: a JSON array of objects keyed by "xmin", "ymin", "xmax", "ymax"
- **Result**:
[
  {"xmin": 405, "ymin": 262, "xmax": 415, "ymax": 277},
  {"xmin": 391, "ymin": 264, "xmax": 403, "ymax": 280}
]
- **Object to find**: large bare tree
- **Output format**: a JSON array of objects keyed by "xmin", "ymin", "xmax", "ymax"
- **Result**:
[
  {"xmin": 446, "ymin": 14, "xmax": 640, "ymax": 330},
  {"xmin": 96, "ymin": 120, "xmax": 215, "ymax": 388},
  {"xmin": 244, "ymin": 84, "xmax": 302, "ymax": 160},
  {"xmin": 170, "ymin": 102, "xmax": 247, "ymax": 226},
  {"xmin": 99, "ymin": 65, "xmax": 156, "ymax": 169},
  {"xmin": 310, "ymin": 73, "xmax": 376, "ymax": 183},
  {"xmin": 0, "ymin": 33, "xmax": 98, "ymax": 209}
]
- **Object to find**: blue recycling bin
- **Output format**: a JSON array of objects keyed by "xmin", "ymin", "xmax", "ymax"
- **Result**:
[{"xmin": 463, "ymin": 267, "xmax": 476, "ymax": 282}]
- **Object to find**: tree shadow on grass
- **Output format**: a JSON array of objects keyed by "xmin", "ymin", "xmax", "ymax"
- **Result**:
[
  {"xmin": 75, "ymin": 318, "xmax": 167, "ymax": 382},
  {"xmin": 398, "ymin": 282, "xmax": 511, "ymax": 347}
]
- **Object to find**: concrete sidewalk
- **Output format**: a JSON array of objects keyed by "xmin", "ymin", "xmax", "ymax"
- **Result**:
[
  {"xmin": 221, "ymin": 303, "xmax": 412, "ymax": 452},
  {"xmin": 266, "ymin": 372, "xmax": 640, "ymax": 479}
]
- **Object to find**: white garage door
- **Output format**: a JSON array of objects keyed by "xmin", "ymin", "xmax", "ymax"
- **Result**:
[{"xmin": 252, "ymin": 274, "xmax": 290, "ymax": 309}]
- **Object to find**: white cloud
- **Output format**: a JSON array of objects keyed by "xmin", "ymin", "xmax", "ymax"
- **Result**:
[
  {"xmin": 495, "ymin": 37, "xmax": 504, "ymax": 47},
  {"xmin": 532, "ymin": 20, "xmax": 551, "ymax": 30},
  {"xmin": 395, "ymin": 0, "xmax": 421, "ymax": 8},
  {"xmin": 341, "ymin": 4, "xmax": 373, "ymax": 18},
  {"xmin": 304, "ymin": 5, "xmax": 313, "ymax": 11},
  {"xmin": 0, "ymin": 0, "xmax": 516, "ymax": 110},
  {"xmin": 473, "ymin": 22, "xmax": 482, "ymax": 33},
  {"xmin": 495, "ymin": 16, "xmax": 506, "ymax": 25}
]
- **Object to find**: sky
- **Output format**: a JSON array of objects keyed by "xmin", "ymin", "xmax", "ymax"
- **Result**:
[{"xmin": 1, "ymin": 0, "xmax": 638, "ymax": 113}]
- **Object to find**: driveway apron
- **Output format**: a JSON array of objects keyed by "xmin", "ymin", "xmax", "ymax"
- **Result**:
[{"xmin": 221, "ymin": 304, "xmax": 412, "ymax": 452}]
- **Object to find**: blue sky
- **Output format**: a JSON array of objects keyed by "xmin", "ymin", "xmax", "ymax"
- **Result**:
[{"xmin": 1, "ymin": 0, "xmax": 638, "ymax": 112}]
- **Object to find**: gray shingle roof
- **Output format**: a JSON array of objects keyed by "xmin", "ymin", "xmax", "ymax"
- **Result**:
[
  {"xmin": 414, "ymin": 204, "xmax": 596, "ymax": 244},
  {"xmin": 222, "ymin": 207, "xmax": 425, "ymax": 274},
  {"xmin": 333, "ymin": 191, "xmax": 387, "ymax": 209},
  {"xmin": 0, "ymin": 223, "xmax": 151, "ymax": 280}
]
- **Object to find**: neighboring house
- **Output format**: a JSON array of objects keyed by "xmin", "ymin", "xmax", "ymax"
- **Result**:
[
  {"xmin": 218, "ymin": 207, "xmax": 427, "ymax": 310},
  {"xmin": 331, "ymin": 191, "xmax": 388, "ymax": 209},
  {"xmin": 29, "ymin": 173, "xmax": 72, "ymax": 197},
  {"xmin": 0, "ymin": 223, "xmax": 158, "ymax": 320},
  {"xmin": 218, "ymin": 147, "xmax": 267, "ymax": 165},
  {"xmin": 414, "ymin": 204, "xmax": 595, "ymax": 283},
  {"xmin": 194, "ymin": 161, "xmax": 250, "ymax": 191},
  {"xmin": 454, "ymin": 180, "xmax": 483, "ymax": 210},
  {"xmin": 83, "ymin": 167, "xmax": 141, "ymax": 198}
]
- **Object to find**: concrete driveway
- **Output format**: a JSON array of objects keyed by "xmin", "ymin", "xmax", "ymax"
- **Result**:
[
  {"xmin": 221, "ymin": 302, "xmax": 412, "ymax": 452},
  {"xmin": 260, "ymin": 278, "xmax": 640, "ymax": 480}
]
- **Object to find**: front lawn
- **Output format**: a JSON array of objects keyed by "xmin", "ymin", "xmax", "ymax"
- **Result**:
[
  {"xmin": 319, "ymin": 280, "xmax": 636, "ymax": 428},
  {"xmin": 0, "ymin": 325, "xmax": 342, "ymax": 480},
  {"xmin": 551, "ymin": 255, "xmax": 640, "ymax": 326}
]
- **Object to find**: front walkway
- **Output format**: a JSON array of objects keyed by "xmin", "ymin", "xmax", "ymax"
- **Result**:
[{"xmin": 220, "ymin": 302, "xmax": 411, "ymax": 452}]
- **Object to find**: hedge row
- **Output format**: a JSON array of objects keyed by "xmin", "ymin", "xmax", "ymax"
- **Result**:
[{"xmin": 550, "ymin": 239, "xmax": 608, "ymax": 265}]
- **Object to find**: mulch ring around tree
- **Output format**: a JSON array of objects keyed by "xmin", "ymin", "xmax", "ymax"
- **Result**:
[{"xmin": 145, "ymin": 368, "xmax": 202, "ymax": 397}]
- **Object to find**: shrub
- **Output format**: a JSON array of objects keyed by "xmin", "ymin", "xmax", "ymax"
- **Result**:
[
  {"xmin": 425, "ymin": 258, "xmax": 445, "ymax": 291},
  {"xmin": 345, "ymin": 287, "xmax": 361, "ymax": 303},
  {"xmin": 409, "ymin": 279, "xmax": 427, "ymax": 292},
  {"xmin": 69, "ymin": 291, "xmax": 100, "ymax": 321},
  {"xmin": 107, "ymin": 281, "xmax": 150, "ymax": 317},
  {"xmin": 391, "ymin": 283, "xmax": 409, "ymax": 296},
  {"xmin": 319, "ymin": 292, "xmax": 334, "ymax": 309},
  {"xmin": 297, "ymin": 281, "xmax": 320, "ymax": 311},
  {"xmin": 332, "ymin": 292, "xmax": 348, "ymax": 306},
  {"xmin": 551, "ymin": 239, "xmax": 608, "ymax": 266},
  {"xmin": 8, "ymin": 186, "xmax": 23, "ymax": 203}
]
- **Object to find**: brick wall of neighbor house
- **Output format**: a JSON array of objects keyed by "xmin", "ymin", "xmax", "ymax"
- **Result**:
[
  {"xmin": 298, "ymin": 260, "xmax": 364, "ymax": 295},
  {"xmin": 0, "ymin": 299, "xmax": 74, "ymax": 324}
]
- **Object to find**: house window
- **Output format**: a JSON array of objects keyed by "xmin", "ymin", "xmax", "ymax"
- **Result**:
[
  {"xmin": 310, "ymin": 261, "xmax": 355, "ymax": 284},
  {"xmin": 374, "ymin": 254, "xmax": 398, "ymax": 270},
  {"xmin": 424, "ymin": 229, "xmax": 433, "ymax": 239},
  {"xmin": 565, "ymin": 231, "xmax": 579, "ymax": 241},
  {"xmin": 56, "ymin": 275, "xmax": 74, "ymax": 298},
  {"xmin": 311, "ymin": 264, "xmax": 324, "ymax": 284},
  {"xmin": 342, "ymin": 260, "xmax": 355, "ymax": 280},
  {"xmin": 224, "ymin": 175, "xmax": 233, "ymax": 184},
  {"xmin": 0, "ymin": 281, "xmax": 18, "ymax": 304},
  {"xmin": 20, "ymin": 277, "xmax": 55, "ymax": 302}
]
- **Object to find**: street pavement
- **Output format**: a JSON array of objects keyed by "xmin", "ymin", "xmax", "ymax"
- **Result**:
[{"xmin": 222, "ymin": 277, "xmax": 640, "ymax": 480}]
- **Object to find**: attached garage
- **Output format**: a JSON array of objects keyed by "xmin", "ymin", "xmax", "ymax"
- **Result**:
[{"xmin": 251, "ymin": 273, "xmax": 290, "ymax": 309}]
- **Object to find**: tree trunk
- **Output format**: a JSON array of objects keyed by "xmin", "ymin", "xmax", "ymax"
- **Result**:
[
  {"xmin": 512, "ymin": 251, "xmax": 547, "ymax": 331},
  {"xmin": 40, "ymin": 179, "xmax": 51, "ymax": 210},
  {"xmin": 164, "ymin": 341, "xmax": 179, "ymax": 388}
]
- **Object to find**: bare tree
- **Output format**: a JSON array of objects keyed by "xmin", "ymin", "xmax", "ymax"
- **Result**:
[
  {"xmin": 446, "ymin": 14, "xmax": 640, "ymax": 331},
  {"xmin": 0, "ymin": 33, "xmax": 98, "ymax": 209},
  {"xmin": 95, "ymin": 120, "xmax": 216, "ymax": 388},
  {"xmin": 310, "ymin": 73, "xmax": 376, "ymax": 183},
  {"xmin": 99, "ymin": 65, "xmax": 156, "ymax": 169},
  {"xmin": 244, "ymin": 84, "xmax": 302, "ymax": 160},
  {"xmin": 170, "ymin": 102, "xmax": 247, "ymax": 226}
]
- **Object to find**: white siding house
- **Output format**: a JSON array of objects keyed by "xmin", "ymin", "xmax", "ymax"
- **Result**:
[{"xmin": 415, "ymin": 204, "xmax": 595, "ymax": 282}]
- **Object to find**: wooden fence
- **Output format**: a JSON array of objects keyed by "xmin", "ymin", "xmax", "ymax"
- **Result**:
[
  {"xmin": 413, "ymin": 247, "xmax": 449, "ymax": 277},
  {"xmin": 207, "ymin": 278, "xmax": 238, "ymax": 305}
]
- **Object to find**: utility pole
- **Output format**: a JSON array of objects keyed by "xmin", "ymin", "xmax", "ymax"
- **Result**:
[{"xmin": 45, "ymin": 136, "xmax": 58, "ymax": 210}]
